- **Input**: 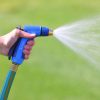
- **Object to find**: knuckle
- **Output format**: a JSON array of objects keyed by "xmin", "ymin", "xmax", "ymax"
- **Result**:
[{"xmin": 15, "ymin": 29, "xmax": 21, "ymax": 37}]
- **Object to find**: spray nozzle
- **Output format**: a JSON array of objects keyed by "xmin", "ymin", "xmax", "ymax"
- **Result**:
[
  {"xmin": 41, "ymin": 26, "xmax": 53, "ymax": 36},
  {"xmin": 8, "ymin": 25, "xmax": 53, "ymax": 65},
  {"xmin": 48, "ymin": 29, "xmax": 53, "ymax": 36}
]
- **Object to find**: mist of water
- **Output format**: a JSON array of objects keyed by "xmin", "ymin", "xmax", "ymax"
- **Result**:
[{"xmin": 54, "ymin": 16, "xmax": 100, "ymax": 67}]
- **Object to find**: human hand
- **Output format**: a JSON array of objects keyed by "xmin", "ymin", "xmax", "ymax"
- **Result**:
[{"xmin": 0, "ymin": 29, "xmax": 35, "ymax": 59}]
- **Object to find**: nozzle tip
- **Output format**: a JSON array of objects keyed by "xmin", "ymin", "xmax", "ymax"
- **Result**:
[{"xmin": 49, "ymin": 29, "xmax": 53, "ymax": 36}]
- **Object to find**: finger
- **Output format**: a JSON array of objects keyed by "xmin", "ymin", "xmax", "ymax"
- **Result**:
[
  {"xmin": 23, "ymin": 50, "xmax": 30, "ymax": 55},
  {"xmin": 17, "ymin": 29, "xmax": 36, "ymax": 38},
  {"xmin": 24, "ymin": 55, "xmax": 29, "ymax": 59},
  {"xmin": 24, "ymin": 45, "xmax": 32, "ymax": 50},
  {"xmin": 24, "ymin": 40, "xmax": 35, "ymax": 50},
  {"xmin": 27, "ymin": 41, "xmax": 35, "ymax": 46}
]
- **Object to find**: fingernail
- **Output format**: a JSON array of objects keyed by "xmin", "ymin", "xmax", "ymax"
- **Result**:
[{"xmin": 30, "ymin": 34, "xmax": 36, "ymax": 37}]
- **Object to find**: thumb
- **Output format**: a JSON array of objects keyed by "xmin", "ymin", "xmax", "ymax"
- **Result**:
[{"xmin": 17, "ymin": 30, "xmax": 36, "ymax": 38}]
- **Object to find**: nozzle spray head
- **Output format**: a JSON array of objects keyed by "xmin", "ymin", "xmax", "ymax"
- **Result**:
[
  {"xmin": 10, "ymin": 25, "xmax": 53, "ymax": 65},
  {"xmin": 48, "ymin": 29, "xmax": 53, "ymax": 36},
  {"xmin": 24, "ymin": 26, "xmax": 53, "ymax": 37},
  {"xmin": 40, "ymin": 26, "xmax": 53, "ymax": 36}
]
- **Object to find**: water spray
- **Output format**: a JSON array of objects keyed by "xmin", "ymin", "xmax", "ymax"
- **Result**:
[
  {"xmin": 54, "ymin": 16, "xmax": 100, "ymax": 67},
  {"xmin": 0, "ymin": 25, "xmax": 53, "ymax": 100}
]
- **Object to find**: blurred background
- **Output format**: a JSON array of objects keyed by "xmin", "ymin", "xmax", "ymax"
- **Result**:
[{"xmin": 0, "ymin": 0, "xmax": 100, "ymax": 100}]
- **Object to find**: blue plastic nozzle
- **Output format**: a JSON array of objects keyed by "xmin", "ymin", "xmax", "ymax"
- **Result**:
[{"xmin": 8, "ymin": 25, "xmax": 53, "ymax": 65}]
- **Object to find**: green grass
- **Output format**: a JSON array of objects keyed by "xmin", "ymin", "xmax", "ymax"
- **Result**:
[{"xmin": 0, "ymin": 0, "xmax": 100, "ymax": 100}]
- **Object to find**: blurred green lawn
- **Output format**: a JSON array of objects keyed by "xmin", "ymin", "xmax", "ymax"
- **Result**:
[{"xmin": 0, "ymin": 0, "xmax": 100, "ymax": 100}]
